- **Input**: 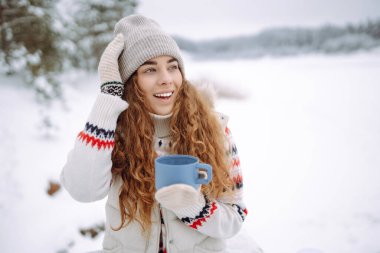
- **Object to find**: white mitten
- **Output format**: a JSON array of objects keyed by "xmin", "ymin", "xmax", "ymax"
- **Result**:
[
  {"xmin": 98, "ymin": 33, "xmax": 125, "ymax": 96},
  {"xmin": 155, "ymin": 184, "xmax": 206, "ymax": 218}
]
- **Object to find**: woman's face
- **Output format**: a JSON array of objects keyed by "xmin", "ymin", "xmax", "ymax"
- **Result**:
[{"xmin": 136, "ymin": 55, "xmax": 183, "ymax": 115}]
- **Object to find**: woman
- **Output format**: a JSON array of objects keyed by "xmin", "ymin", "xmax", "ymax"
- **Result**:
[{"xmin": 61, "ymin": 14, "xmax": 247, "ymax": 253}]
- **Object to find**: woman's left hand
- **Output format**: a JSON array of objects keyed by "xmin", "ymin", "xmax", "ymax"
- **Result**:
[{"xmin": 155, "ymin": 184, "xmax": 205, "ymax": 216}]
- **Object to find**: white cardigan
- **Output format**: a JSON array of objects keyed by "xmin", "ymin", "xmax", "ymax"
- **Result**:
[{"xmin": 60, "ymin": 93, "xmax": 247, "ymax": 253}]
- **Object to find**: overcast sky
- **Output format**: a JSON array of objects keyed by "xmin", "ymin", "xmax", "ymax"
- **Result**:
[{"xmin": 137, "ymin": 0, "xmax": 380, "ymax": 40}]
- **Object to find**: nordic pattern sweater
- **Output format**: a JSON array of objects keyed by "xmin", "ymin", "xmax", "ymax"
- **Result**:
[{"xmin": 60, "ymin": 93, "xmax": 247, "ymax": 253}]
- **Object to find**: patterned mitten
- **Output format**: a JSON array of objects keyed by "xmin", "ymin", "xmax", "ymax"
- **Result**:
[
  {"xmin": 98, "ymin": 33, "xmax": 125, "ymax": 97},
  {"xmin": 155, "ymin": 184, "xmax": 206, "ymax": 218}
]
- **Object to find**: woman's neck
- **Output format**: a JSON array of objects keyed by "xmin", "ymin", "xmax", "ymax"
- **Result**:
[{"xmin": 149, "ymin": 113, "xmax": 172, "ymax": 138}]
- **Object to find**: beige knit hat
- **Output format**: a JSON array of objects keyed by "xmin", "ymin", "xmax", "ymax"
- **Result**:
[{"xmin": 114, "ymin": 14, "xmax": 185, "ymax": 84}]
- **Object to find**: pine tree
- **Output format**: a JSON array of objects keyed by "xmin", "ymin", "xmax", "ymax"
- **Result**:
[
  {"xmin": 71, "ymin": 0, "xmax": 138, "ymax": 70},
  {"xmin": 0, "ymin": 0, "xmax": 62, "ymax": 102}
]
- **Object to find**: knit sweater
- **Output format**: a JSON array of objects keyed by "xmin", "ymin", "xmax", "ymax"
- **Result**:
[{"xmin": 60, "ymin": 92, "xmax": 247, "ymax": 253}]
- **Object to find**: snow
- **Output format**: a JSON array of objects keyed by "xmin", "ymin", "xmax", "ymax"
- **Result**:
[{"xmin": 1, "ymin": 51, "xmax": 380, "ymax": 253}]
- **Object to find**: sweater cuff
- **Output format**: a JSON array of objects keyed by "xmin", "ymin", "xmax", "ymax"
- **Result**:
[
  {"xmin": 179, "ymin": 197, "xmax": 218, "ymax": 229},
  {"xmin": 101, "ymin": 81, "xmax": 124, "ymax": 97}
]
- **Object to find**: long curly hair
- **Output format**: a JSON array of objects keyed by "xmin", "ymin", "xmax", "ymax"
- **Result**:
[{"xmin": 111, "ymin": 73, "xmax": 233, "ymax": 233}]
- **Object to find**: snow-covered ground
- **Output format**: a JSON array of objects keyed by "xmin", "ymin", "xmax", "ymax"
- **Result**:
[{"xmin": 0, "ymin": 51, "xmax": 379, "ymax": 253}]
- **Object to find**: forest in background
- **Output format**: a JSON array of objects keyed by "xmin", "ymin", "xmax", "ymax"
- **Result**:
[
  {"xmin": 1, "ymin": 0, "xmax": 379, "ymax": 104},
  {"xmin": 0, "ymin": 0, "xmax": 138, "ymax": 103},
  {"xmin": 174, "ymin": 19, "xmax": 380, "ymax": 59}
]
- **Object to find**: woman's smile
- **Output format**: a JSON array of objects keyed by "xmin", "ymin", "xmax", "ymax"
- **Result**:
[{"xmin": 153, "ymin": 91, "xmax": 174, "ymax": 99}]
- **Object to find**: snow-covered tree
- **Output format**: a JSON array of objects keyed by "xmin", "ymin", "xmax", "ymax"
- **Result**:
[
  {"xmin": 0, "ymin": 0, "xmax": 62, "ymax": 102},
  {"xmin": 70, "ymin": 0, "xmax": 138, "ymax": 70}
]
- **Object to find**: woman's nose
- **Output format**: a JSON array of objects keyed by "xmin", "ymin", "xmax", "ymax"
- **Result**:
[{"xmin": 158, "ymin": 69, "xmax": 172, "ymax": 85}]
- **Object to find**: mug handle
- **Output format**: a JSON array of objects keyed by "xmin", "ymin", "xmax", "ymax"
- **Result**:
[{"xmin": 196, "ymin": 163, "xmax": 212, "ymax": 184}]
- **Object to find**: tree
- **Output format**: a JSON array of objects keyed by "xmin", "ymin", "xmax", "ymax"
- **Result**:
[
  {"xmin": 70, "ymin": 0, "xmax": 138, "ymax": 70},
  {"xmin": 0, "ymin": 0, "xmax": 62, "ymax": 102}
]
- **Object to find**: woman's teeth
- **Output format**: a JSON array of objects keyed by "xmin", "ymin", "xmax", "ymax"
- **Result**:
[{"xmin": 154, "ymin": 92, "xmax": 173, "ymax": 98}]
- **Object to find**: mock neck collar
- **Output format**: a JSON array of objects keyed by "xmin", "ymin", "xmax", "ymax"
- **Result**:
[{"xmin": 149, "ymin": 113, "xmax": 172, "ymax": 138}]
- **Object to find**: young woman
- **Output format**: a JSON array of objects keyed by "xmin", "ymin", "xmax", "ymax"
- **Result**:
[{"xmin": 61, "ymin": 14, "xmax": 247, "ymax": 253}]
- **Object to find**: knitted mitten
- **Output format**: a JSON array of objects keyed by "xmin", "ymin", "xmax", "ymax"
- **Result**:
[
  {"xmin": 155, "ymin": 184, "xmax": 206, "ymax": 218},
  {"xmin": 98, "ymin": 33, "xmax": 125, "ymax": 97}
]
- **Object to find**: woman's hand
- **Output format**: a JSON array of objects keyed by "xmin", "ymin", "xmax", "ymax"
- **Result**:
[
  {"xmin": 98, "ymin": 33, "xmax": 125, "ymax": 97},
  {"xmin": 155, "ymin": 184, "xmax": 206, "ymax": 218}
]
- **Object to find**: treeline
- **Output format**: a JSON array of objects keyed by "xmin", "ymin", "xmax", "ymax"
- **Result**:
[
  {"xmin": 174, "ymin": 19, "xmax": 380, "ymax": 59},
  {"xmin": 0, "ymin": 0, "xmax": 137, "ymax": 102},
  {"xmin": 1, "ymin": 2, "xmax": 379, "ymax": 102}
]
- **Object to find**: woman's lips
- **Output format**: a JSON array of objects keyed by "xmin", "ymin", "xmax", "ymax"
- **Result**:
[{"xmin": 153, "ymin": 91, "xmax": 174, "ymax": 99}]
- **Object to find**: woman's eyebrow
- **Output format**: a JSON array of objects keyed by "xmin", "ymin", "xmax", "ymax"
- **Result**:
[
  {"xmin": 167, "ymin": 58, "xmax": 177, "ymax": 64},
  {"xmin": 141, "ymin": 60, "xmax": 157, "ymax": 66},
  {"xmin": 141, "ymin": 58, "xmax": 177, "ymax": 66}
]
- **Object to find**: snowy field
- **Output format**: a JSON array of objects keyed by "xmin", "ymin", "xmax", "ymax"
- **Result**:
[{"xmin": 0, "ymin": 51, "xmax": 380, "ymax": 253}]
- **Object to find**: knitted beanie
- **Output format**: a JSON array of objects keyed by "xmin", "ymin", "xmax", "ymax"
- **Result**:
[{"xmin": 114, "ymin": 14, "xmax": 185, "ymax": 84}]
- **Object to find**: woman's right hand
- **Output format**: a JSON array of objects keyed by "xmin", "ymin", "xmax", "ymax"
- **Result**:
[{"xmin": 98, "ymin": 33, "xmax": 125, "ymax": 97}]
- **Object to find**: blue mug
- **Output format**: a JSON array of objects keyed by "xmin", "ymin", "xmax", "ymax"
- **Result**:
[{"xmin": 155, "ymin": 155, "xmax": 213, "ymax": 190}]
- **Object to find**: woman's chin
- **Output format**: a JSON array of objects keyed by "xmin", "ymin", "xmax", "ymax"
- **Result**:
[{"xmin": 151, "ymin": 106, "xmax": 173, "ymax": 116}]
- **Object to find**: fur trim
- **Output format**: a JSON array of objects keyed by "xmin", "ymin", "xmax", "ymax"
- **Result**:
[
  {"xmin": 190, "ymin": 78, "xmax": 250, "ymax": 108},
  {"xmin": 190, "ymin": 78, "xmax": 217, "ymax": 108}
]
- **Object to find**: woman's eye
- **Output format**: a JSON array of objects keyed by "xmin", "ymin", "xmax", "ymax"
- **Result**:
[
  {"xmin": 144, "ymin": 68, "xmax": 155, "ymax": 73},
  {"xmin": 168, "ymin": 65, "xmax": 178, "ymax": 71}
]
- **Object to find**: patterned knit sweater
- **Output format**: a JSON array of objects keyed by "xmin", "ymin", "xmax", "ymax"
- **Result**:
[{"xmin": 60, "ymin": 93, "xmax": 247, "ymax": 253}]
